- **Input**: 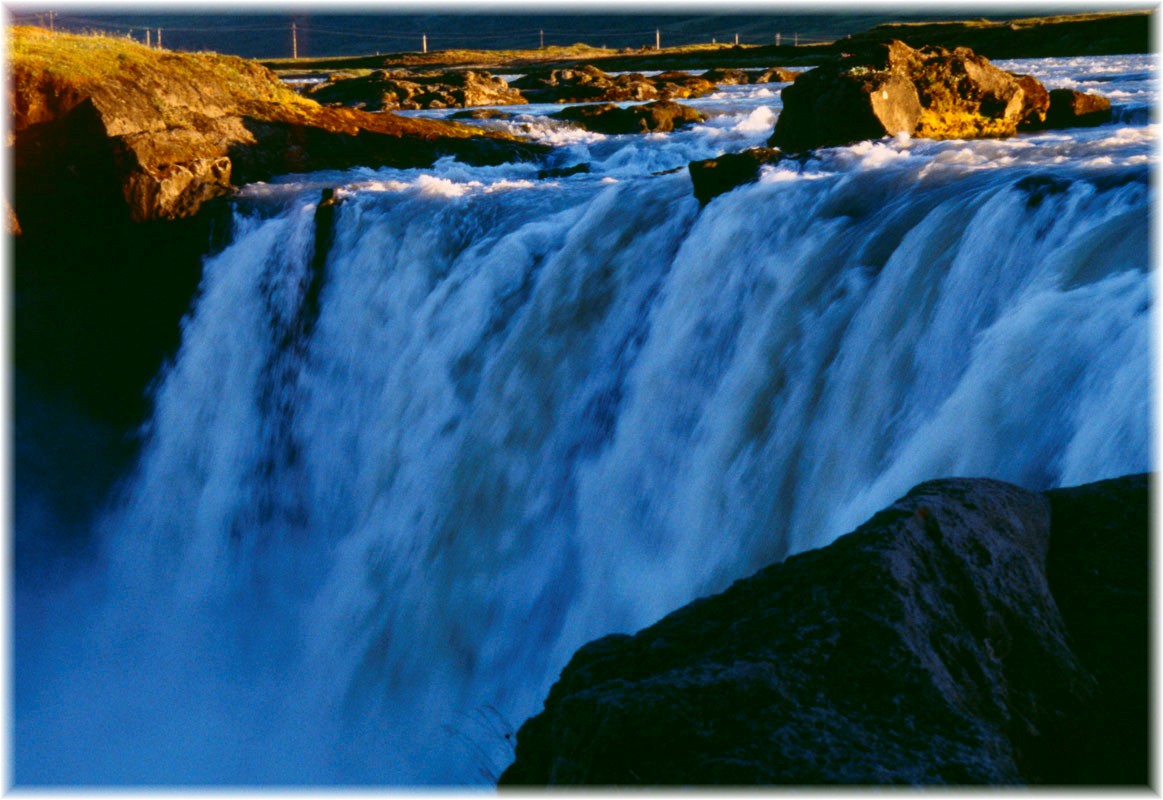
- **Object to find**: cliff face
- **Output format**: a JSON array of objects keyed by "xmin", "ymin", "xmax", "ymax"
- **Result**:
[
  {"xmin": 500, "ymin": 474, "xmax": 1149, "ymax": 786},
  {"xmin": 9, "ymin": 26, "xmax": 545, "ymax": 228}
]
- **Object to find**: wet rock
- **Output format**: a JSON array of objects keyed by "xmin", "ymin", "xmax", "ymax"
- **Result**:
[
  {"xmin": 688, "ymin": 147, "xmax": 783, "ymax": 204},
  {"xmin": 1044, "ymin": 89, "xmax": 1113, "ymax": 128},
  {"xmin": 501, "ymin": 474, "xmax": 1148, "ymax": 786},
  {"xmin": 770, "ymin": 40, "xmax": 1102, "ymax": 152},
  {"xmin": 538, "ymin": 162, "xmax": 591, "ymax": 179},
  {"xmin": 551, "ymin": 100, "xmax": 705, "ymax": 135}
]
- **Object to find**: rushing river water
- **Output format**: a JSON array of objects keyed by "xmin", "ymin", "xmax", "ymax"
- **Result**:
[{"xmin": 13, "ymin": 54, "xmax": 1153, "ymax": 784}]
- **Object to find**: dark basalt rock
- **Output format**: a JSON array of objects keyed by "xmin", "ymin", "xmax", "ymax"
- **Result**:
[
  {"xmin": 551, "ymin": 100, "xmax": 705, "ymax": 135},
  {"xmin": 538, "ymin": 162, "xmax": 591, "ymax": 179},
  {"xmin": 500, "ymin": 474, "xmax": 1149, "ymax": 787},
  {"xmin": 1044, "ymin": 88, "xmax": 1114, "ymax": 128},
  {"xmin": 688, "ymin": 147, "xmax": 784, "ymax": 204}
]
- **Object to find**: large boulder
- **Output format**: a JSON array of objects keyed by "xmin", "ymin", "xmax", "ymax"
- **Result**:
[
  {"xmin": 770, "ymin": 40, "xmax": 1104, "ymax": 152},
  {"xmin": 500, "ymin": 474, "xmax": 1149, "ymax": 786},
  {"xmin": 551, "ymin": 100, "xmax": 705, "ymax": 135}
]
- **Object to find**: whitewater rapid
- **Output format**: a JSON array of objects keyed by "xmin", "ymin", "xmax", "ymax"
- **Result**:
[{"xmin": 14, "ymin": 54, "xmax": 1153, "ymax": 784}]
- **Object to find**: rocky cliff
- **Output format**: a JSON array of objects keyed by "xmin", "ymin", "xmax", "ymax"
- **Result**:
[
  {"xmin": 9, "ymin": 26, "xmax": 545, "ymax": 229},
  {"xmin": 500, "ymin": 474, "xmax": 1149, "ymax": 786}
]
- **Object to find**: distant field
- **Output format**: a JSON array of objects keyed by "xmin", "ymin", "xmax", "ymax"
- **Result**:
[{"xmin": 257, "ymin": 10, "xmax": 1150, "ymax": 76}]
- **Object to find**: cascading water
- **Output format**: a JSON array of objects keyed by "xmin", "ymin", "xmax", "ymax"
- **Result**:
[{"xmin": 14, "ymin": 54, "xmax": 1153, "ymax": 785}]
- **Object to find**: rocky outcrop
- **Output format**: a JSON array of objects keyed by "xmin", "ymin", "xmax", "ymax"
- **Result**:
[
  {"xmin": 9, "ymin": 27, "xmax": 545, "ymax": 230},
  {"xmin": 500, "ymin": 474, "xmax": 1149, "ymax": 786},
  {"xmin": 551, "ymin": 100, "xmax": 705, "ymax": 135},
  {"xmin": 770, "ymin": 40, "xmax": 1110, "ymax": 152},
  {"xmin": 512, "ymin": 65, "xmax": 715, "ymax": 104},
  {"xmin": 307, "ymin": 69, "xmax": 525, "ymax": 111}
]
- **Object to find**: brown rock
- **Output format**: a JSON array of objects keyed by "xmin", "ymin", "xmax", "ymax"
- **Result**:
[
  {"xmin": 1014, "ymin": 73, "xmax": 1051, "ymax": 129},
  {"xmin": 551, "ymin": 100, "xmax": 705, "ymax": 135}
]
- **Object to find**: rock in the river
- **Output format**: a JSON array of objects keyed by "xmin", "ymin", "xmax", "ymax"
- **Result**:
[
  {"xmin": 513, "ymin": 65, "xmax": 715, "ymax": 104},
  {"xmin": 770, "ymin": 40, "xmax": 1107, "ymax": 152},
  {"xmin": 1044, "ymin": 88, "xmax": 1113, "ymax": 128},
  {"xmin": 688, "ymin": 147, "xmax": 784, "ymax": 204},
  {"xmin": 551, "ymin": 100, "xmax": 705, "ymax": 134},
  {"xmin": 500, "ymin": 474, "xmax": 1149, "ymax": 786},
  {"xmin": 307, "ymin": 69, "xmax": 526, "ymax": 111}
]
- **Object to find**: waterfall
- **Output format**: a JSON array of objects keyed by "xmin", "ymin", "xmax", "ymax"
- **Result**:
[{"xmin": 15, "ymin": 117, "xmax": 1151, "ymax": 782}]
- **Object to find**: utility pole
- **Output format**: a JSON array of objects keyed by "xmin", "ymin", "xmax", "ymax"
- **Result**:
[
  {"xmin": 146, "ymin": 28, "xmax": 151, "ymax": 47},
  {"xmin": 292, "ymin": 22, "xmax": 298, "ymax": 59},
  {"xmin": 422, "ymin": 34, "xmax": 428, "ymax": 53},
  {"xmin": 655, "ymin": 28, "xmax": 660, "ymax": 50},
  {"xmin": 734, "ymin": 32, "xmax": 739, "ymax": 45},
  {"xmin": 794, "ymin": 32, "xmax": 799, "ymax": 47},
  {"xmin": 48, "ymin": 11, "xmax": 55, "ymax": 32},
  {"xmin": 157, "ymin": 28, "xmax": 162, "ymax": 48},
  {"xmin": 775, "ymin": 32, "xmax": 781, "ymax": 46},
  {"xmin": 539, "ymin": 28, "xmax": 544, "ymax": 49}
]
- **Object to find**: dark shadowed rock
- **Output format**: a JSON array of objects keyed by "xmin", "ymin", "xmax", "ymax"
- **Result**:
[
  {"xmin": 770, "ymin": 40, "xmax": 1106, "ymax": 152},
  {"xmin": 1044, "ymin": 89, "xmax": 1113, "ymax": 128},
  {"xmin": 538, "ymin": 162, "xmax": 591, "ymax": 179},
  {"xmin": 551, "ymin": 100, "xmax": 705, "ymax": 135},
  {"xmin": 500, "ymin": 474, "xmax": 1149, "ymax": 786},
  {"xmin": 688, "ymin": 147, "xmax": 784, "ymax": 204},
  {"xmin": 1043, "ymin": 474, "xmax": 1149, "ymax": 785}
]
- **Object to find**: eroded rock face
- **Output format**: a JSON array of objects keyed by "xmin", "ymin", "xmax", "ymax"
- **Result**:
[
  {"xmin": 770, "ymin": 40, "xmax": 1108, "ymax": 152},
  {"xmin": 551, "ymin": 100, "xmax": 705, "ymax": 134},
  {"xmin": 500, "ymin": 474, "xmax": 1149, "ymax": 786}
]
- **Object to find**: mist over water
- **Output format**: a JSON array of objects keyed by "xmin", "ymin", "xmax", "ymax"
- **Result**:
[{"xmin": 13, "ymin": 55, "xmax": 1153, "ymax": 784}]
